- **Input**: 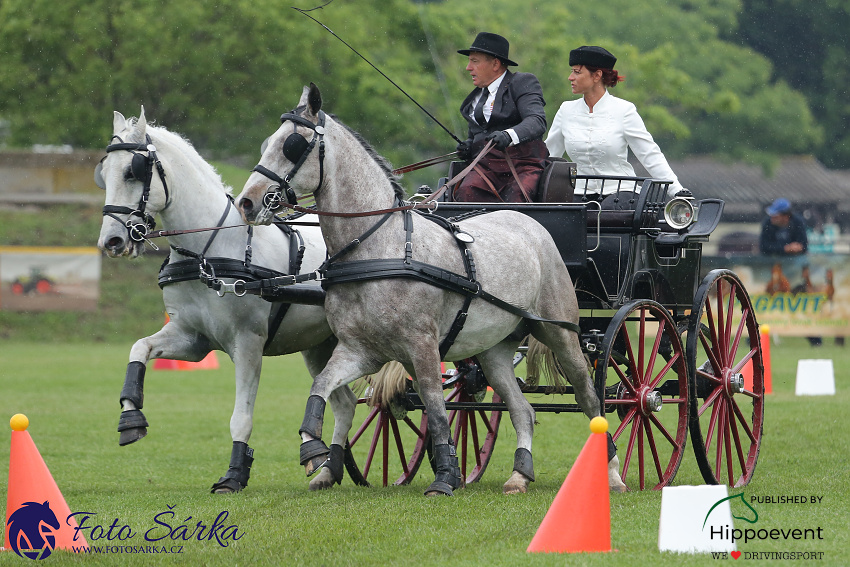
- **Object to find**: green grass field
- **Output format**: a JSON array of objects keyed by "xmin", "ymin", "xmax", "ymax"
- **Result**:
[{"xmin": 0, "ymin": 338, "xmax": 847, "ymax": 566}]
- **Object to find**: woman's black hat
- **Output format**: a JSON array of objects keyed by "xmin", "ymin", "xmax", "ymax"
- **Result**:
[
  {"xmin": 458, "ymin": 32, "xmax": 518, "ymax": 66},
  {"xmin": 569, "ymin": 46, "xmax": 617, "ymax": 69}
]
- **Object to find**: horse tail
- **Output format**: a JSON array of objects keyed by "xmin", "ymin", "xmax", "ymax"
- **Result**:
[
  {"xmin": 525, "ymin": 337, "xmax": 569, "ymax": 393},
  {"xmin": 363, "ymin": 361, "xmax": 408, "ymax": 408}
]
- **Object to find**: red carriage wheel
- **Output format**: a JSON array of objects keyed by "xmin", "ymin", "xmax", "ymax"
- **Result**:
[
  {"xmin": 444, "ymin": 377, "xmax": 501, "ymax": 484},
  {"xmin": 687, "ymin": 270, "xmax": 764, "ymax": 487},
  {"xmin": 11, "ymin": 281, "xmax": 25, "ymax": 295},
  {"xmin": 596, "ymin": 300, "xmax": 689, "ymax": 490},
  {"xmin": 343, "ymin": 388, "xmax": 428, "ymax": 487}
]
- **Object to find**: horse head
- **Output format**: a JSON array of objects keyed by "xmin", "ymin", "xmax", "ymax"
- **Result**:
[
  {"xmin": 237, "ymin": 83, "xmax": 325, "ymax": 225},
  {"xmin": 96, "ymin": 106, "xmax": 169, "ymax": 258}
]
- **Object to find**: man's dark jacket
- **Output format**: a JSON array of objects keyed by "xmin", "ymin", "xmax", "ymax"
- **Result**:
[
  {"xmin": 454, "ymin": 70, "xmax": 547, "ymax": 202},
  {"xmin": 459, "ymin": 70, "xmax": 546, "ymax": 146}
]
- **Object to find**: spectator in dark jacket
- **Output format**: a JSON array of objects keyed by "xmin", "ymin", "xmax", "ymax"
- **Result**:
[{"xmin": 759, "ymin": 198, "xmax": 808, "ymax": 256}]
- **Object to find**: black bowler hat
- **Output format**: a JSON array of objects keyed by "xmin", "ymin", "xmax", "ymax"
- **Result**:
[
  {"xmin": 569, "ymin": 46, "xmax": 617, "ymax": 69},
  {"xmin": 458, "ymin": 32, "xmax": 518, "ymax": 66}
]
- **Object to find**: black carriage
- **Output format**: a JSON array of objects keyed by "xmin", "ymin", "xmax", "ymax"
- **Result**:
[{"xmin": 342, "ymin": 160, "xmax": 765, "ymax": 491}]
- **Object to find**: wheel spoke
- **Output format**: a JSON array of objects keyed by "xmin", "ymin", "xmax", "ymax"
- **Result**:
[
  {"xmin": 724, "ymin": 282, "xmax": 737, "ymax": 357},
  {"xmin": 638, "ymin": 309, "xmax": 647, "ymax": 377},
  {"xmin": 469, "ymin": 411, "xmax": 482, "ymax": 467},
  {"xmin": 638, "ymin": 418, "xmax": 646, "ymax": 490},
  {"xmin": 725, "ymin": 305, "xmax": 750, "ymax": 369},
  {"xmin": 611, "ymin": 358, "xmax": 638, "ymax": 395},
  {"xmin": 349, "ymin": 406, "xmax": 380, "ymax": 446},
  {"xmin": 730, "ymin": 396, "xmax": 757, "ymax": 444},
  {"xmin": 728, "ymin": 403, "xmax": 748, "ymax": 473},
  {"xmin": 724, "ymin": 404, "xmax": 735, "ymax": 484},
  {"xmin": 648, "ymin": 412, "xmax": 679, "ymax": 448},
  {"xmin": 402, "ymin": 416, "xmax": 425, "ymax": 440},
  {"xmin": 477, "ymin": 409, "xmax": 496, "ymax": 435},
  {"xmin": 698, "ymin": 331, "xmax": 723, "ymax": 384},
  {"xmin": 698, "ymin": 386, "xmax": 724, "ymax": 417},
  {"xmin": 713, "ymin": 400, "xmax": 727, "ymax": 482},
  {"xmin": 704, "ymin": 392, "xmax": 723, "ymax": 447},
  {"xmin": 620, "ymin": 412, "xmax": 641, "ymax": 482},
  {"xmin": 644, "ymin": 317, "xmax": 666, "ymax": 385},
  {"xmin": 613, "ymin": 406, "xmax": 638, "ymax": 441},
  {"xmin": 648, "ymin": 353, "xmax": 678, "ymax": 391},
  {"xmin": 729, "ymin": 346, "xmax": 757, "ymax": 377},
  {"xmin": 644, "ymin": 420, "xmax": 664, "ymax": 484},
  {"xmin": 389, "ymin": 415, "xmax": 410, "ymax": 476}
]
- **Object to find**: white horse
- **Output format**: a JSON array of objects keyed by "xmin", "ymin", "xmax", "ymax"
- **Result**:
[
  {"xmin": 235, "ymin": 84, "xmax": 626, "ymax": 495},
  {"xmin": 96, "ymin": 108, "xmax": 355, "ymax": 492}
]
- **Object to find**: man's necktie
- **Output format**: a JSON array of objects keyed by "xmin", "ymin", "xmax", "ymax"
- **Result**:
[{"xmin": 473, "ymin": 88, "xmax": 487, "ymax": 127}]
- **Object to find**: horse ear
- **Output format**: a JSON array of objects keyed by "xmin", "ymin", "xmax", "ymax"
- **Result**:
[
  {"xmin": 307, "ymin": 82, "xmax": 322, "ymax": 115},
  {"xmin": 137, "ymin": 106, "xmax": 147, "ymax": 133},
  {"xmin": 113, "ymin": 111, "xmax": 127, "ymax": 135}
]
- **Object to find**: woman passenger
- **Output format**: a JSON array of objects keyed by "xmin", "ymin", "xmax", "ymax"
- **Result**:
[{"xmin": 545, "ymin": 46, "xmax": 684, "ymax": 201}]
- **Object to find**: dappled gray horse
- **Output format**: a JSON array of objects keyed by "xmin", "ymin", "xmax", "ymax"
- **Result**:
[
  {"xmin": 96, "ymin": 108, "xmax": 354, "ymax": 492},
  {"xmin": 235, "ymin": 84, "xmax": 625, "ymax": 495}
]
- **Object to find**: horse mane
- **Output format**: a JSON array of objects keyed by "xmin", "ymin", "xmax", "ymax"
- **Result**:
[
  {"xmin": 331, "ymin": 115, "xmax": 406, "ymax": 203},
  {"xmin": 128, "ymin": 117, "xmax": 233, "ymax": 196}
]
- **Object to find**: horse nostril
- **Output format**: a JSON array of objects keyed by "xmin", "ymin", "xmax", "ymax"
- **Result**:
[
  {"xmin": 106, "ymin": 236, "xmax": 124, "ymax": 250},
  {"xmin": 240, "ymin": 198, "xmax": 254, "ymax": 213}
]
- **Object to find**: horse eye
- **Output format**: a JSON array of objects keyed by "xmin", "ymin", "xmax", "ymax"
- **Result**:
[{"xmin": 123, "ymin": 166, "xmax": 135, "ymax": 181}]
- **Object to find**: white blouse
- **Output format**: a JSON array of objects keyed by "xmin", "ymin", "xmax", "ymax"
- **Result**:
[{"xmin": 545, "ymin": 91, "xmax": 683, "ymax": 195}]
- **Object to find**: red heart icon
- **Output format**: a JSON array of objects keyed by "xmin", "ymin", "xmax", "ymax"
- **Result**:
[{"xmin": 731, "ymin": 551, "xmax": 742, "ymax": 559}]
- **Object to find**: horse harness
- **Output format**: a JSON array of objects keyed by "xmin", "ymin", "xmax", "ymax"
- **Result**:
[
  {"xmin": 157, "ymin": 199, "xmax": 310, "ymax": 352},
  {"xmin": 99, "ymin": 134, "xmax": 169, "ymax": 249},
  {"xmin": 206, "ymin": 204, "xmax": 582, "ymax": 358},
  {"xmin": 252, "ymin": 108, "xmax": 327, "ymax": 212}
]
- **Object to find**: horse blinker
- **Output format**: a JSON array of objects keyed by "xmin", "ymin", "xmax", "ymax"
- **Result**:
[{"xmin": 283, "ymin": 133, "xmax": 310, "ymax": 164}]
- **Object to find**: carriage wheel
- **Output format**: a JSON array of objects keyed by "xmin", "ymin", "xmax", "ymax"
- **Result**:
[
  {"xmin": 343, "ymin": 389, "xmax": 429, "ymax": 487},
  {"xmin": 687, "ymin": 270, "xmax": 764, "ymax": 487},
  {"xmin": 596, "ymin": 300, "xmax": 689, "ymax": 490},
  {"xmin": 444, "ymin": 376, "xmax": 501, "ymax": 484}
]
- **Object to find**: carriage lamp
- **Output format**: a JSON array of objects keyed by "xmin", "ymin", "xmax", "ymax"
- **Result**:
[{"xmin": 664, "ymin": 195, "xmax": 697, "ymax": 230}]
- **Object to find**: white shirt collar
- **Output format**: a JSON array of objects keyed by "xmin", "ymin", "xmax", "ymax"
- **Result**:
[{"xmin": 486, "ymin": 71, "xmax": 507, "ymax": 95}]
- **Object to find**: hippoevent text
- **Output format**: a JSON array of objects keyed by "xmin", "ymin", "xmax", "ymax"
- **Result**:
[{"xmin": 67, "ymin": 506, "xmax": 245, "ymax": 547}]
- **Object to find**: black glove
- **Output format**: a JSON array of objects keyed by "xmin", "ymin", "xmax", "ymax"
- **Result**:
[
  {"xmin": 456, "ymin": 139, "xmax": 473, "ymax": 161},
  {"xmin": 486, "ymin": 130, "xmax": 512, "ymax": 150}
]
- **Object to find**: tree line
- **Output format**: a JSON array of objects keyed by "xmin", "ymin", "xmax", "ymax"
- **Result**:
[{"xmin": 0, "ymin": 0, "xmax": 840, "ymax": 181}]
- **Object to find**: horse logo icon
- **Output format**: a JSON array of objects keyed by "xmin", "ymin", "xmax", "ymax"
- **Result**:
[{"xmin": 6, "ymin": 501, "xmax": 60, "ymax": 560}]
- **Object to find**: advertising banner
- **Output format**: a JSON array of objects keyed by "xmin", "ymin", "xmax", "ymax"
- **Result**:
[
  {"xmin": 703, "ymin": 254, "xmax": 848, "ymax": 337},
  {"xmin": 0, "ymin": 246, "xmax": 101, "ymax": 311}
]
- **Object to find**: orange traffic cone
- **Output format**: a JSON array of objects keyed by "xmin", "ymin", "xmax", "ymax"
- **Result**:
[
  {"xmin": 153, "ymin": 313, "xmax": 219, "ymax": 370},
  {"xmin": 527, "ymin": 417, "xmax": 611, "ymax": 554},
  {"xmin": 742, "ymin": 325, "xmax": 772, "ymax": 394},
  {"xmin": 4, "ymin": 414, "xmax": 88, "ymax": 558}
]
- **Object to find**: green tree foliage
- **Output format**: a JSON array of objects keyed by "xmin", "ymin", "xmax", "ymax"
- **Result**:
[
  {"xmin": 731, "ymin": 0, "xmax": 849, "ymax": 167},
  {"xmin": 0, "ymin": 0, "xmax": 824, "ymax": 180}
]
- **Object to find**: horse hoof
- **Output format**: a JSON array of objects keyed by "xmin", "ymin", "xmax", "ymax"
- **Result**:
[
  {"xmin": 118, "ymin": 427, "xmax": 147, "ymax": 446},
  {"xmin": 210, "ymin": 477, "xmax": 243, "ymax": 494},
  {"xmin": 503, "ymin": 470, "xmax": 530, "ymax": 494},
  {"xmin": 308, "ymin": 467, "xmax": 337, "ymax": 491},
  {"xmin": 424, "ymin": 480, "xmax": 455, "ymax": 497},
  {"xmin": 608, "ymin": 455, "xmax": 628, "ymax": 493}
]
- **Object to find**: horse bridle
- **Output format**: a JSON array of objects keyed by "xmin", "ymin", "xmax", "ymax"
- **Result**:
[
  {"xmin": 98, "ymin": 134, "xmax": 169, "ymax": 245},
  {"xmin": 252, "ymin": 108, "xmax": 327, "ymax": 212}
]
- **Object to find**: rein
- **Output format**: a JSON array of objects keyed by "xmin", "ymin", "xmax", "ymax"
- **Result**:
[{"xmin": 256, "ymin": 140, "xmax": 495, "ymax": 219}]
